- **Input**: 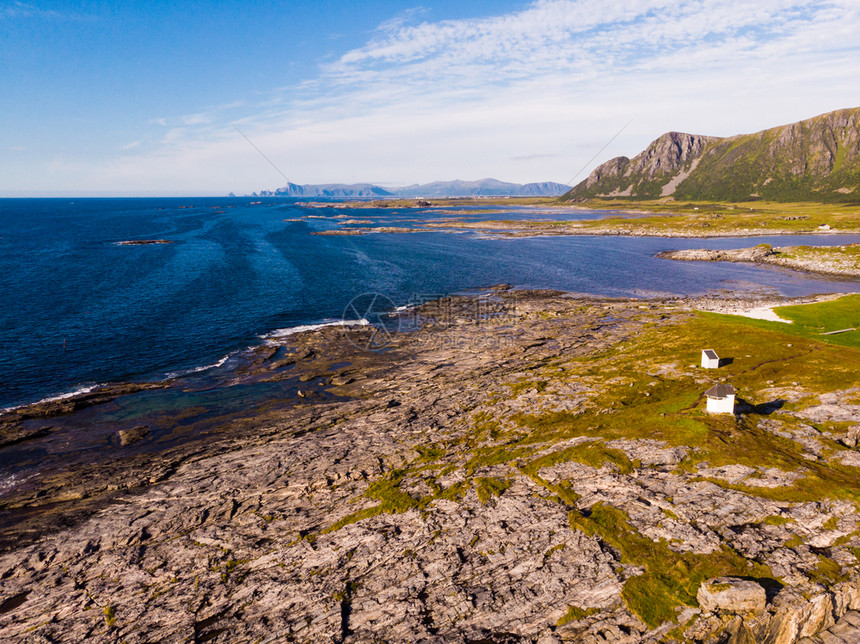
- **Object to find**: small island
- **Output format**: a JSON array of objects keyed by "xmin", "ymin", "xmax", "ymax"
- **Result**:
[{"xmin": 116, "ymin": 239, "xmax": 173, "ymax": 246}]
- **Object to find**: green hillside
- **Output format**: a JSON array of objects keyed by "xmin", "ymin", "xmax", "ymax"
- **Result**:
[{"xmin": 562, "ymin": 108, "xmax": 860, "ymax": 203}]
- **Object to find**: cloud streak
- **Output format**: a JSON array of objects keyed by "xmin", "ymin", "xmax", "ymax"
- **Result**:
[{"xmin": 1, "ymin": 1, "xmax": 88, "ymax": 21}]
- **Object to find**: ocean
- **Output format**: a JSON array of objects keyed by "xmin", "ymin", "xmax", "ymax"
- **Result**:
[{"xmin": 1, "ymin": 197, "xmax": 859, "ymax": 411}]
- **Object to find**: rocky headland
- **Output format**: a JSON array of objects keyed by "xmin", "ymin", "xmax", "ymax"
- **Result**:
[
  {"xmin": 1, "ymin": 291, "xmax": 860, "ymax": 642},
  {"xmin": 656, "ymin": 244, "xmax": 860, "ymax": 278}
]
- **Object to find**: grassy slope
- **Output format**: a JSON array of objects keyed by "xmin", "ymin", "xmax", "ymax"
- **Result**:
[
  {"xmin": 720, "ymin": 295, "xmax": 860, "ymax": 350},
  {"xmin": 675, "ymin": 119, "xmax": 860, "ymax": 203},
  {"xmin": 563, "ymin": 108, "xmax": 860, "ymax": 203}
]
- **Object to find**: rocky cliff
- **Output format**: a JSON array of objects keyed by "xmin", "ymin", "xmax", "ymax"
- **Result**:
[{"xmin": 563, "ymin": 107, "xmax": 860, "ymax": 202}]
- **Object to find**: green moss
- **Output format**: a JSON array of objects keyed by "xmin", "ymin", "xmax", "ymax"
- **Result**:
[
  {"xmin": 321, "ymin": 470, "xmax": 421, "ymax": 534},
  {"xmin": 508, "ymin": 379, "xmax": 549, "ymax": 396},
  {"xmin": 465, "ymin": 444, "xmax": 531, "ymax": 474},
  {"xmin": 708, "ymin": 582, "xmax": 733, "ymax": 592},
  {"xmin": 474, "ymin": 477, "xmax": 512, "ymax": 505},
  {"xmin": 544, "ymin": 543, "xmax": 566, "ymax": 560},
  {"xmin": 103, "ymin": 605, "xmax": 116, "ymax": 628},
  {"xmin": 823, "ymin": 516, "xmax": 840, "ymax": 530},
  {"xmin": 472, "ymin": 411, "xmax": 505, "ymax": 441},
  {"xmin": 430, "ymin": 479, "xmax": 471, "ymax": 503},
  {"xmin": 415, "ymin": 445, "xmax": 446, "ymax": 462},
  {"xmin": 523, "ymin": 442, "xmax": 634, "ymax": 476},
  {"xmin": 222, "ymin": 558, "xmax": 250, "ymax": 583},
  {"xmin": 808, "ymin": 556, "xmax": 849, "ymax": 585},
  {"xmin": 569, "ymin": 503, "xmax": 775, "ymax": 629},
  {"xmin": 557, "ymin": 605, "xmax": 599, "ymax": 626},
  {"xmin": 365, "ymin": 474, "xmax": 420, "ymax": 513},
  {"xmin": 321, "ymin": 301, "xmax": 860, "ymax": 594}
]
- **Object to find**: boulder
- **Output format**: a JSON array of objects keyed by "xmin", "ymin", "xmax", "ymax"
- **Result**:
[
  {"xmin": 118, "ymin": 425, "xmax": 150, "ymax": 446},
  {"xmin": 698, "ymin": 577, "xmax": 767, "ymax": 613}
]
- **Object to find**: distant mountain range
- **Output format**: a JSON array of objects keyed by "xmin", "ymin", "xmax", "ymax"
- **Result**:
[
  {"xmin": 252, "ymin": 178, "xmax": 570, "ymax": 199},
  {"xmin": 562, "ymin": 107, "xmax": 860, "ymax": 202},
  {"xmin": 385, "ymin": 179, "xmax": 571, "ymax": 198},
  {"xmin": 254, "ymin": 183, "xmax": 392, "ymax": 198}
]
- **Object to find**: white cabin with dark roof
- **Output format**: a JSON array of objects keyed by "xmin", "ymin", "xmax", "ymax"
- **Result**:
[
  {"xmin": 705, "ymin": 383, "xmax": 735, "ymax": 414},
  {"xmin": 701, "ymin": 349, "xmax": 719, "ymax": 369}
]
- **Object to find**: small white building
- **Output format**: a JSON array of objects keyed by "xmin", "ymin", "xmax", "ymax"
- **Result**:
[
  {"xmin": 701, "ymin": 349, "xmax": 720, "ymax": 369},
  {"xmin": 705, "ymin": 384, "xmax": 736, "ymax": 414}
]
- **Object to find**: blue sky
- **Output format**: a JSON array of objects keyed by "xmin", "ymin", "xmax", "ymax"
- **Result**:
[{"xmin": 2, "ymin": 0, "xmax": 859, "ymax": 196}]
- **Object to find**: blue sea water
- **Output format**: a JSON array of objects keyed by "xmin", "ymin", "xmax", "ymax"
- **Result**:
[{"xmin": 1, "ymin": 197, "xmax": 858, "ymax": 410}]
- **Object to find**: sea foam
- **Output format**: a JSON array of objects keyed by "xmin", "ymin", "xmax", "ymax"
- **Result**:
[
  {"xmin": 0, "ymin": 383, "xmax": 107, "ymax": 414},
  {"xmin": 261, "ymin": 319, "xmax": 369, "ymax": 341}
]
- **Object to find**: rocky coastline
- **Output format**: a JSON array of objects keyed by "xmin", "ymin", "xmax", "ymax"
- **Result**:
[
  {"xmin": 656, "ymin": 244, "xmax": 860, "ymax": 278},
  {"xmin": 1, "ymin": 290, "xmax": 860, "ymax": 642}
]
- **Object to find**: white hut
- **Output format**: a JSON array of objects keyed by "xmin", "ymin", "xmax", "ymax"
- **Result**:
[
  {"xmin": 705, "ymin": 384, "xmax": 736, "ymax": 414},
  {"xmin": 701, "ymin": 349, "xmax": 719, "ymax": 369}
]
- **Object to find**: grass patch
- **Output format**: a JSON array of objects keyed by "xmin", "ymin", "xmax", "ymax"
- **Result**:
[
  {"xmin": 415, "ymin": 445, "xmax": 446, "ymax": 462},
  {"xmin": 808, "ymin": 556, "xmax": 849, "ymax": 586},
  {"xmin": 321, "ymin": 470, "xmax": 420, "ymax": 534},
  {"xmin": 698, "ymin": 299, "xmax": 860, "ymax": 351},
  {"xmin": 557, "ymin": 605, "xmax": 599, "ymax": 626},
  {"xmin": 508, "ymin": 379, "xmax": 549, "ymax": 396},
  {"xmin": 474, "ymin": 477, "xmax": 512, "ymax": 504},
  {"xmin": 523, "ymin": 441, "xmax": 634, "ymax": 476},
  {"xmin": 773, "ymin": 295, "xmax": 860, "ymax": 348},
  {"xmin": 465, "ymin": 444, "xmax": 532, "ymax": 474},
  {"xmin": 569, "ymin": 503, "xmax": 775, "ymax": 629}
]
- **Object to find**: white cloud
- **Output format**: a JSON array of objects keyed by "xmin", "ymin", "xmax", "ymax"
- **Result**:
[
  {"xmin": 375, "ymin": 6, "xmax": 430, "ymax": 33},
  {"xmin": 1, "ymin": 1, "xmax": 88, "ymax": 20},
  {"xmin": 182, "ymin": 112, "xmax": 214, "ymax": 126},
  {"xmin": 9, "ymin": 0, "xmax": 860, "ymax": 194},
  {"xmin": 328, "ymin": 0, "xmax": 858, "ymax": 86}
]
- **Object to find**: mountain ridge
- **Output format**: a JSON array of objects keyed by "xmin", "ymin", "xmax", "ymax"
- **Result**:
[
  {"xmin": 253, "ymin": 178, "xmax": 570, "ymax": 198},
  {"xmin": 562, "ymin": 107, "xmax": 860, "ymax": 202}
]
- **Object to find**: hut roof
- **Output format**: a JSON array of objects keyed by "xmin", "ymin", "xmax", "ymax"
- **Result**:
[{"xmin": 705, "ymin": 384, "xmax": 735, "ymax": 398}]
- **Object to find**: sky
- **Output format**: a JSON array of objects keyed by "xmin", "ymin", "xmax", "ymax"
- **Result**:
[{"xmin": 1, "ymin": 0, "xmax": 859, "ymax": 196}]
